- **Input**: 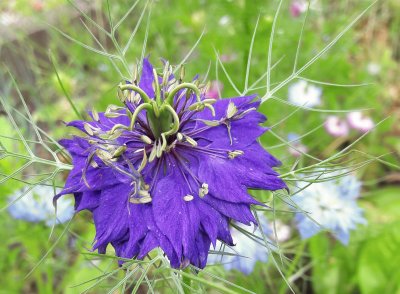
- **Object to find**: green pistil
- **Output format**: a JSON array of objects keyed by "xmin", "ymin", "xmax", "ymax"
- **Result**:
[
  {"xmin": 119, "ymin": 83, "xmax": 152, "ymax": 104},
  {"xmin": 165, "ymin": 82, "xmax": 201, "ymax": 105},
  {"xmin": 118, "ymin": 65, "xmax": 217, "ymax": 158}
]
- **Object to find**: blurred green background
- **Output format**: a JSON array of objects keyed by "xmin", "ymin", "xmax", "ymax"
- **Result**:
[{"xmin": 0, "ymin": 0, "xmax": 399, "ymax": 293}]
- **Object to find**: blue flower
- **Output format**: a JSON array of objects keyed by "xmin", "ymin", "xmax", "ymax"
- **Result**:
[
  {"xmin": 57, "ymin": 58, "xmax": 286, "ymax": 269},
  {"xmin": 291, "ymin": 173, "xmax": 366, "ymax": 244},
  {"xmin": 208, "ymin": 214, "xmax": 271, "ymax": 275},
  {"xmin": 8, "ymin": 185, "xmax": 74, "ymax": 227}
]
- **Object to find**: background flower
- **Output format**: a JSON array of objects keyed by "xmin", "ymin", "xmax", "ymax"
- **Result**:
[
  {"xmin": 288, "ymin": 80, "xmax": 322, "ymax": 108},
  {"xmin": 291, "ymin": 173, "xmax": 366, "ymax": 245},
  {"xmin": 8, "ymin": 185, "xmax": 74, "ymax": 227},
  {"xmin": 208, "ymin": 214, "xmax": 271, "ymax": 275},
  {"xmin": 347, "ymin": 111, "xmax": 375, "ymax": 133},
  {"xmin": 324, "ymin": 116, "xmax": 349, "ymax": 137}
]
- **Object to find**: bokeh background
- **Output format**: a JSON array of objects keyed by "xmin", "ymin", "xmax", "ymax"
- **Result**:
[{"xmin": 0, "ymin": 0, "xmax": 399, "ymax": 293}]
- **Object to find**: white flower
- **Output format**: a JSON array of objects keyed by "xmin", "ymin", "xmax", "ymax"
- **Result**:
[
  {"xmin": 0, "ymin": 12, "xmax": 20, "ymax": 26},
  {"xmin": 291, "ymin": 173, "xmax": 366, "ymax": 245},
  {"xmin": 219, "ymin": 15, "xmax": 231, "ymax": 26},
  {"xmin": 208, "ymin": 215, "xmax": 271, "ymax": 274},
  {"xmin": 268, "ymin": 220, "xmax": 292, "ymax": 243},
  {"xmin": 347, "ymin": 111, "xmax": 375, "ymax": 133},
  {"xmin": 366, "ymin": 62, "xmax": 381, "ymax": 76},
  {"xmin": 8, "ymin": 185, "xmax": 74, "ymax": 227},
  {"xmin": 324, "ymin": 116, "xmax": 349, "ymax": 137},
  {"xmin": 288, "ymin": 80, "xmax": 322, "ymax": 108}
]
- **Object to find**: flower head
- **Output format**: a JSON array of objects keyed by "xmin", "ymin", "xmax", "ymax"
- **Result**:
[
  {"xmin": 208, "ymin": 214, "xmax": 271, "ymax": 275},
  {"xmin": 8, "ymin": 185, "xmax": 74, "ymax": 227},
  {"xmin": 288, "ymin": 80, "xmax": 322, "ymax": 108},
  {"xmin": 57, "ymin": 58, "xmax": 286, "ymax": 269},
  {"xmin": 324, "ymin": 116, "xmax": 349, "ymax": 137},
  {"xmin": 346, "ymin": 111, "xmax": 374, "ymax": 133},
  {"xmin": 291, "ymin": 173, "xmax": 366, "ymax": 245}
]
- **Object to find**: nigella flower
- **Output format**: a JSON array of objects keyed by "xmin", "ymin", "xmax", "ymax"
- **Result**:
[
  {"xmin": 208, "ymin": 214, "xmax": 271, "ymax": 275},
  {"xmin": 267, "ymin": 220, "xmax": 292, "ymax": 243},
  {"xmin": 346, "ymin": 111, "xmax": 375, "ymax": 133},
  {"xmin": 8, "ymin": 185, "xmax": 74, "ymax": 227},
  {"xmin": 324, "ymin": 116, "xmax": 349, "ymax": 137},
  {"xmin": 288, "ymin": 80, "xmax": 322, "ymax": 108},
  {"xmin": 291, "ymin": 172, "xmax": 366, "ymax": 245},
  {"xmin": 56, "ymin": 58, "xmax": 286, "ymax": 269}
]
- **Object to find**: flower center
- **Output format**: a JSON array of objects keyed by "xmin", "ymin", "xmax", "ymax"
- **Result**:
[{"xmin": 118, "ymin": 63, "xmax": 216, "ymax": 156}]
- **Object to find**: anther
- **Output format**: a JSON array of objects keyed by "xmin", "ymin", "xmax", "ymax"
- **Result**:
[
  {"xmin": 199, "ymin": 183, "xmax": 209, "ymax": 198},
  {"xmin": 179, "ymin": 66, "xmax": 185, "ymax": 82},
  {"xmin": 92, "ymin": 107, "xmax": 100, "ymax": 122},
  {"xmin": 132, "ymin": 65, "xmax": 138, "ymax": 84},
  {"xmin": 199, "ymin": 119, "xmax": 220, "ymax": 126},
  {"xmin": 228, "ymin": 150, "xmax": 244, "ymax": 159},
  {"xmin": 182, "ymin": 134, "xmax": 197, "ymax": 147},
  {"xmin": 83, "ymin": 123, "xmax": 95, "ymax": 136},
  {"xmin": 149, "ymin": 141, "xmax": 157, "ymax": 162},
  {"xmin": 140, "ymin": 135, "xmax": 153, "ymax": 145},
  {"xmin": 183, "ymin": 195, "xmax": 194, "ymax": 202},
  {"xmin": 117, "ymin": 85, "xmax": 126, "ymax": 103},
  {"xmin": 176, "ymin": 133, "xmax": 183, "ymax": 141},
  {"xmin": 226, "ymin": 101, "xmax": 238, "ymax": 119},
  {"xmin": 112, "ymin": 145, "xmax": 127, "ymax": 158}
]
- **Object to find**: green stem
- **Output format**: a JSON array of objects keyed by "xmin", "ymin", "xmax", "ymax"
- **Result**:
[
  {"xmin": 278, "ymin": 240, "xmax": 307, "ymax": 294},
  {"xmin": 160, "ymin": 104, "xmax": 180, "ymax": 150},
  {"xmin": 182, "ymin": 268, "xmax": 192, "ymax": 294},
  {"xmin": 170, "ymin": 269, "xmax": 237, "ymax": 294},
  {"xmin": 129, "ymin": 103, "xmax": 153, "ymax": 130}
]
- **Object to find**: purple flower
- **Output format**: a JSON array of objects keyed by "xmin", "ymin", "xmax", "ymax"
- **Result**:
[
  {"xmin": 324, "ymin": 116, "xmax": 349, "ymax": 137},
  {"xmin": 57, "ymin": 58, "xmax": 286, "ymax": 269}
]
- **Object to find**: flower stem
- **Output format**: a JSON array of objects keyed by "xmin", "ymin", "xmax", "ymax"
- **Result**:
[{"xmin": 278, "ymin": 240, "xmax": 307, "ymax": 294}]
